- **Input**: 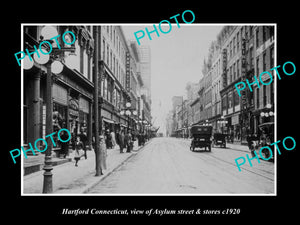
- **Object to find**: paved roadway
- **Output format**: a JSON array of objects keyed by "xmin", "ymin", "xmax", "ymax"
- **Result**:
[{"xmin": 87, "ymin": 137, "xmax": 275, "ymax": 194}]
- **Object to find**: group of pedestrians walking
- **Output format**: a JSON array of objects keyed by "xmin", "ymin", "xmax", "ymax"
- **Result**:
[
  {"xmin": 57, "ymin": 126, "xmax": 149, "ymax": 167},
  {"xmin": 103, "ymin": 128, "xmax": 148, "ymax": 154}
]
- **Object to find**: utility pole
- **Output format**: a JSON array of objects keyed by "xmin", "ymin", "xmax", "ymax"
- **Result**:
[{"xmin": 93, "ymin": 26, "xmax": 102, "ymax": 176}]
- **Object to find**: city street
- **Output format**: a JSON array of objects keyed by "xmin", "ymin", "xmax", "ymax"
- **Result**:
[{"xmin": 88, "ymin": 137, "xmax": 275, "ymax": 194}]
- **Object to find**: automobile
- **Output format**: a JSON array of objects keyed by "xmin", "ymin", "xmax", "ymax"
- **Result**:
[
  {"xmin": 190, "ymin": 125, "xmax": 212, "ymax": 152},
  {"xmin": 212, "ymin": 133, "xmax": 226, "ymax": 148}
]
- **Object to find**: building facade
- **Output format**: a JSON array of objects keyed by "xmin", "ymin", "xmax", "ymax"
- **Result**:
[
  {"xmin": 252, "ymin": 26, "xmax": 275, "ymax": 134},
  {"xmin": 167, "ymin": 25, "xmax": 275, "ymax": 144},
  {"xmin": 23, "ymin": 25, "xmax": 152, "ymax": 157},
  {"xmin": 23, "ymin": 25, "xmax": 95, "ymax": 153}
]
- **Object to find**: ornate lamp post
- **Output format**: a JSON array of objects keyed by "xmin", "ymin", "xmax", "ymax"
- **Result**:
[
  {"xmin": 217, "ymin": 116, "xmax": 228, "ymax": 134},
  {"xmin": 260, "ymin": 103, "xmax": 275, "ymax": 122},
  {"xmin": 120, "ymin": 102, "xmax": 137, "ymax": 132},
  {"xmin": 25, "ymin": 26, "xmax": 75, "ymax": 193}
]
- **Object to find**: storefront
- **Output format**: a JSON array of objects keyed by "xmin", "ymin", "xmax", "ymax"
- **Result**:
[{"xmin": 50, "ymin": 74, "xmax": 93, "ymax": 151}]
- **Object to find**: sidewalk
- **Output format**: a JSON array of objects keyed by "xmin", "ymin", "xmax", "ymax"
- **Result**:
[{"xmin": 23, "ymin": 140, "xmax": 148, "ymax": 194}]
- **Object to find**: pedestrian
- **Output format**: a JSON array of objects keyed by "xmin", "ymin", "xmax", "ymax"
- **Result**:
[
  {"xmin": 124, "ymin": 130, "xmax": 132, "ymax": 153},
  {"xmin": 129, "ymin": 132, "xmax": 133, "ymax": 151},
  {"xmin": 119, "ymin": 130, "xmax": 125, "ymax": 153},
  {"xmin": 60, "ymin": 129, "xmax": 70, "ymax": 158},
  {"xmin": 99, "ymin": 134, "xmax": 107, "ymax": 171},
  {"xmin": 105, "ymin": 129, "xmax": 113, "ymax": 149},
  {"xmin": 137, "ymin": 132, "xmax": 141, "ymax": 146},
  {"xmin": 111, "ymin": 129, "xmax": 116, "ymax": 148},
  {"xmin": 79, "ymin": 129, "xmax": 88, "ymax": 159},
  {"xmin": 74, "ymin": 136, "xmax": 84, "ymax": 167},
  {"xmin": 124, "ymin": 130, "xmax": 129, "ymax": 152}
]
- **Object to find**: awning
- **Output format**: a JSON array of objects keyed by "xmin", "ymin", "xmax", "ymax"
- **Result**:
[{"xmin": 102, "ymin": 117, "xmax": 115, "ymax": 124}]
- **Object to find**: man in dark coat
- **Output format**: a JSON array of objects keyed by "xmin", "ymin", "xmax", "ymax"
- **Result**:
[
  {"xmin": 79, "ymin": 130, "xmax": 88, "ymax": 159},
  {"xmin": 60, "ymin": 130, "xmax": 70, "ymax": 158},
  {"xmin": 118, "ymin": 130, "xmax": 125, "ymax": 153}
]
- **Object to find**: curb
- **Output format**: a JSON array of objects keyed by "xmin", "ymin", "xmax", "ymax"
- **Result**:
[{"xmin": 81, "ymin": 140, "xmax": 150, "ymax": 194}]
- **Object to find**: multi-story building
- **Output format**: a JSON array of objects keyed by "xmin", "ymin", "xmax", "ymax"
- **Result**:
[
  {"xmin": 23, "ymin": 25, "xmax": 151, "ymax": 158},
  {"xmin": 139, "ymin": 45, "xmax": 151, "ymax": 104},
  {"xmin": 186, "ymin": 82, "xmax": 200, "ymax": 126},
  {"xmin": 252, "ymin": 26, "xmax": 275, "ymax": 134},
  {"xmin": 210, "ymin": 41, "xmax": 223, "ymax": 132},
  {"xmin": 95, "ymin": 26, "xmax": 152, "ymax": 134},
  {"xmin": 96, "ymin": 25, "xmax": 130, "ymax": 132},
  {"xmin": 217, "ymin": 25, "xmax": 275, "ymax": 143},
  {"xmin": 219, "ymin": 26, "xmax": 246, "ymax": 143},
  {"xmin": 23, "ymin": 25, "xmax": 95, "ymax": 153},
  {"xmin": 171, "ymin": 96, "xmax": 183, "ymax": 137}
]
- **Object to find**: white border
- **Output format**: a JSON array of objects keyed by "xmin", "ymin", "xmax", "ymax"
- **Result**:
[{"xmin": 21, "ymin": 23, "xmax": 277, "ymax": 196}]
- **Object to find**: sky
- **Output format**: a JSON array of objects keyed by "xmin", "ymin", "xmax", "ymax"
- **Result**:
[{"xmin": 122, "ymin": 24, "xmax": 223, "ymax": 134}]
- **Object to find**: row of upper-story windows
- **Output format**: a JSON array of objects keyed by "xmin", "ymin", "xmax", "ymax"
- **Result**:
[{"xmin": 101, "ymin": 26, "xmax": 127, "ymax": 88}]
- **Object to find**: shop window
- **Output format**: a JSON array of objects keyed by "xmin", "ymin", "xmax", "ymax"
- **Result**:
[
  {"xmin": 53, "ymin": 102, "xmax": 67, "ymax": 148},
  {"xmin": 228, "ymin": 92, "xmax": 233, "ymax": 109},
  {"xmin": 233, "ymin": 90, "xmax": 239, "ymax": 106}
]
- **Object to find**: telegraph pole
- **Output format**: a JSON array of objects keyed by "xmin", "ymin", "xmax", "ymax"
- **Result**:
[{"xmin": 93, "ymin": 26, "xmax": 102, "ymax": 176}]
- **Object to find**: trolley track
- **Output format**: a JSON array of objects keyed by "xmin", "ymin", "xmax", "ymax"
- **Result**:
[{"xmin": 176, "ymin": 139, "xmax": 275, "ymax": 181}]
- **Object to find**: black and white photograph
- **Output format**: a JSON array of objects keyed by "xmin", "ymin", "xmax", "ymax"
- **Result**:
[
  {"xmin": 21, "ymin": 24, "xmax": 276, "ymax": 195},
  {"xmin": 3, "ymin": 5, "xmax": 298, "ymax": 221}
]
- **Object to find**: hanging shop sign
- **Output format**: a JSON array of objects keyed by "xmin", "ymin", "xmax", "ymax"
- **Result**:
[
  {"xmin": 222, "ymin": 48, "xmax": 227, "ymax": 87},
  {"xmin": 240, "ymin": 38, "xmax": 247, "ymax": 111},
  {"xmin": 69, "ymin": 98, "xmax": 79, "ymax": 117},
  {"xmin": 126, "ymin": 52, "xmax": 131, "ymax": 92}
]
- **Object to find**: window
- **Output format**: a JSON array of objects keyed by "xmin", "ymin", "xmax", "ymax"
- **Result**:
[
  {"xmin": 250, "ymin": 26, "xmax": 253, "ymax": 37},
  {"xmin": 256, "ymin": 58, "xmax": 260, "ymax": 75},
  {"xmin": 263, "ymin": 26, "xmax": 267, "ymax": 43},
  {"xmin": 237, "ymin": 32, "xmax": 239, "ymax": 51},
  {"xmin": 104, "ymin": 78, "xmax": 107, "ymax": 100},
  {"xmin": 270, "ymin": 26, "xmax": 275, "ymax": 39},
  {"xmin": 107, "ymin": 79, "xmax": 111, "ymax": 102},
  {"xmin": 250, "ymin": 47, "xmax": 254, "ymax": 69},
  {"xmin": 233, "ymin": 62, "xmax": 236, "ymax": 80},
  {"xmin": 256, "ymin": 88, "xmax": 260, "ymax": 109},
  {"xmin": 107, "ymin": 45, "xmax": 109, "ymax": 65},
  {"xmin": 270, "ymin": 47, "xmax": 274, "ymax": 106},
  {"xmin": 237, "ymin": 60, "xmax": 240, "ymax": 78},
  {"xmin": 228, "ymin": 92, "xmax": 233, "ymax": 108},
  {"xmin": 270, "ymin": 82, "xmax": 274, "ymax": 106},
  {"xmin": 270, "ymin": 47, "xmax": 274, "ymax": 69},
  {"xmin": 256, "ymin": 29, "xmax": 259, "ymax": 48},
  {"xmin": 222, "ymin": 94, "xmax": 227, "ymax": 111},
  {"xmin": 233, "ymin": 37, "xmax": 236, "ymax": 55},
  {"xmin": 113, "ymin": 55, "xmax": 115, "ymax": 74},
  {"xmin": 110, "ymin": 50, "xmax": 112, "ymax": 69},
  {"xmin": 263, "ymin": 53, "xmax": 267, "ymax": 71},
  {"xmin": 113, "ymin": 28, "xmax": 116, "ymax": 46},
  {"xmin": 102, "ymin": 40, "xmax": 105, "ymax": 62},
  {"xmin": 245, "ymin": 27, "xmax": 248, "ymax": 40},
  {"xmin": 229, "ymin": 66, "xmax": 232, "ymax": 83}
]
